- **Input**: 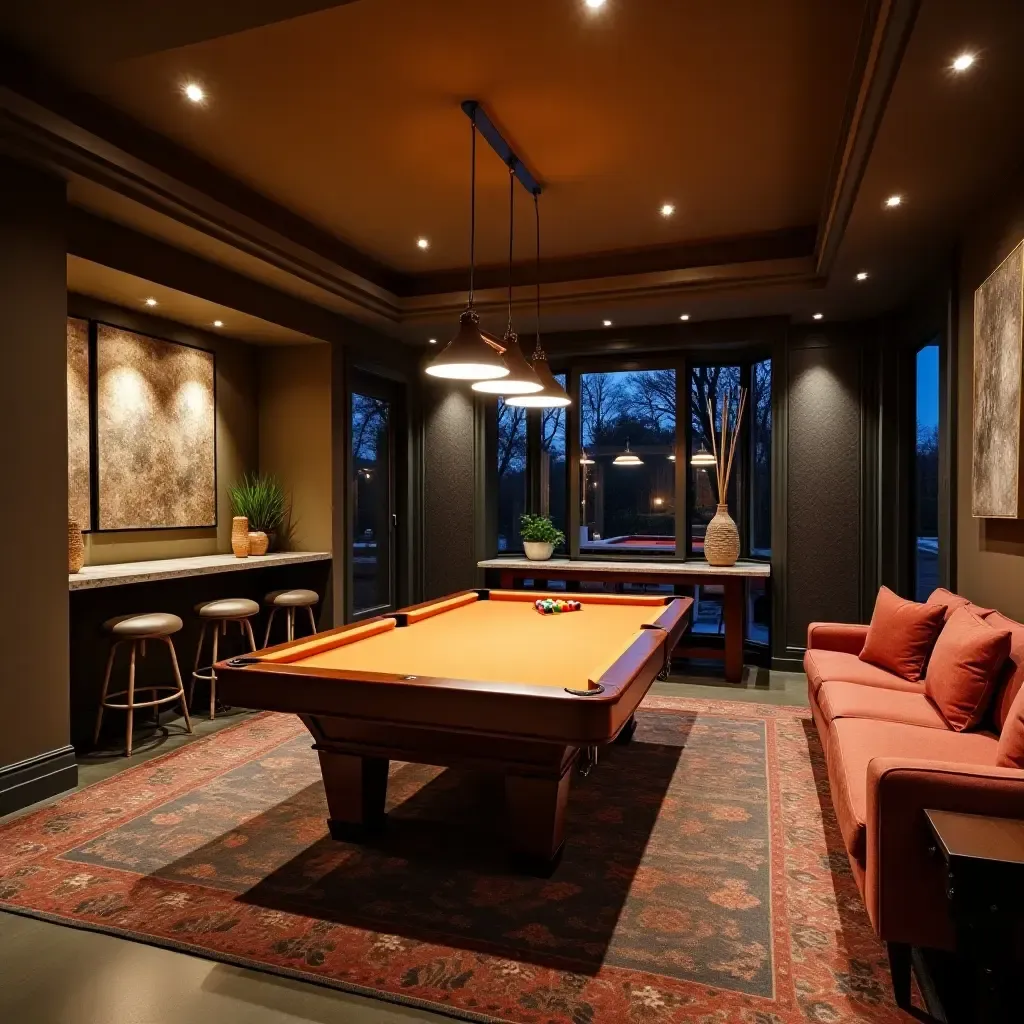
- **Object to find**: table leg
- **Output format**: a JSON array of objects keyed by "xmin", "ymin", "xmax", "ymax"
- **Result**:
[
  {"xmin": 505, "ymin": 768, "xmax": 572, "ymax": 875},
  {"xmin": 723, "ymin": 578, "xmax": 744, "ymax": 683},
  {"xmin": 317, "ymin": 750, "xmax": 389, "ymax": 840},
  {"xmin": 614, "ymin": 714, "xmax": 638, "ymax": 745}
]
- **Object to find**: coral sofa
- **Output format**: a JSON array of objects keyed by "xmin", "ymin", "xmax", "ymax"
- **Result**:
[{"xmin": 804, "ymin": 589, "xmax": 1024, "ymax": 1006}]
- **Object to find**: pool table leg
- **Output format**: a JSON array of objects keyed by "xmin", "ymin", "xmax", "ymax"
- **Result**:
[
  {"xmin": 614, "ymin": 714, "xmax": 638, "ymax": 744},
  {"xmin": 318, "ymin": 750, "xmax": 389, "ymax": 840},
  {"xmin": 505, "ymin": 768, "xmax": 572, "ymax": 875}
]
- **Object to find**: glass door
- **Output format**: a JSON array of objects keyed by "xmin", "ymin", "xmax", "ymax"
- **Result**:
[
  {"xmin": 350, "ymin": 386, "xmax": 395, "ymax": 619},
  {"xmin": 913, "ymin": 342, "xmax": 940, "ymax": 601}
]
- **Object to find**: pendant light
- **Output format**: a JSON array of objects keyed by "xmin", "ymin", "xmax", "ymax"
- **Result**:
[
  {"xmin": 426, "ymin": 116, "xmax": 510, "ymax": 382},
  {"xmin": 613, "ymin": 439, "xmax": 643, "ymax": 466},
  {"xmin": 580, "ymin": 450, "xmax": 595, "ymax": 465},
  {"xmin": 473, "ymin": 166, "xmax": 542, "ymax": 395},
  {"xmin": 506, "ymin": 193, "xmax": 571, "ymax": 408},
  {"xmin": 691, "ymin": 445, "xmax": 717, "ymax": 467}
]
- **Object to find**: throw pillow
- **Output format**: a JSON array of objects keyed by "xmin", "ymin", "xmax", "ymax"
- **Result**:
[
  {"xmin": 859, "ymin": 586, "xmax": 946, "ymax": 682},
  {"xmin": 927, "ymin": 588, "xmax": 994, "ymax": 622},
  {"xmin": 996, "ymin": 681, "xmax": 1024, "ymax": 768},
  {"xmin": 925, "ymin": 607, "xmax": 1011, "ymax": 732}
]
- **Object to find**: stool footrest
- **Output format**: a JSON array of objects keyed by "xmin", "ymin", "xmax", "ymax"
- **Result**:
[{"xmin": 101, "ymin": 686, "xmax": 186, "ymax": 711}]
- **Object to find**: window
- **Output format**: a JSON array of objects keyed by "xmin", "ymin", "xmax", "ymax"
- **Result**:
[
  {"xmin": 351, "ymin": 393, "xmax": 391, "ymax": 615},
  {"xmin": 580, "ymin": 369, "xmax": 677, "ymax": 555},
  {"xmin": 914, "ymin": 343, "xmax": 940, "ymax": 601},
  {"xmin": 539, "ymin": 375, "xmax": 567, "ymax": 539},
  {"xmin": 497, "ymin": 397, "xmax": 527, "ymax": 552},
  {"xmin": 750, "ymin": 358, "xmax": 772, "ymax": 558}
]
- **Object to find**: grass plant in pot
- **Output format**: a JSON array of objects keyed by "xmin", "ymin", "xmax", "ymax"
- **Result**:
[
  {"xmin": 229, "ymin": 474, "xmax": 286, "ymax": 556},
  {"xmin": 519, "ymin": 513, "xmax": 564, "ymax": 562}
]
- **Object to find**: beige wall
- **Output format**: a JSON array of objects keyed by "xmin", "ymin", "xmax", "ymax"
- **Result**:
[
  {"xmin": 258, "ymin": 344, "xmax": 333, "ymax": 553},
  {"xmin": 956, "ymin": 171, "xmax": 1024, "ymax": 618},
  {"xmin": 68, "ymin": 296, "xmax": 260, "ymax": 567}
]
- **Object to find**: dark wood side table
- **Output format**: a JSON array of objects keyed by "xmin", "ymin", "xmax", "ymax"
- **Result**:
[{"xmin": 924, "ymin": 808, "xmax": 1024, "ymax": 1024}]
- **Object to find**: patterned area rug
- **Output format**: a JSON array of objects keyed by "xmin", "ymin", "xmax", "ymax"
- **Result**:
[{"xmin": 0, "ymin": 698, "xmax": 914, "ymax": 1023}]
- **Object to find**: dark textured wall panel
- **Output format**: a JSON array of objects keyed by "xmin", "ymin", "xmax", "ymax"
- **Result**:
[
  {"xmin": 423, "ymin": 385, "xmax": 477, "ymax": 599},
  {"xmin": 786, "ymin": 344, "xmax": 862, "ymax": 649}
]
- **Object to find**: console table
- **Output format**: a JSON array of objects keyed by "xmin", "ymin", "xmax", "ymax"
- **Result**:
[{"xmin": 478, "ymin": 557, "xmax": 770, "ymax": 683}]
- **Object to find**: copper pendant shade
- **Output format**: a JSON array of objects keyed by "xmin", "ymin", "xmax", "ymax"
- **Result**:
[
  {"xmin": 473, "ymin": 167, "xmax": 542, "ymax": 395},
  {"xmin": 426, "ymin": 114, "xmax": 510, "ymax": 383},
  {"xmin": 425, "ymin": 308, "xmax": 509, "ymax": 380},
  {"xmin": 505, "ymin": 193, "xmax": 571, "ymax": 409}
]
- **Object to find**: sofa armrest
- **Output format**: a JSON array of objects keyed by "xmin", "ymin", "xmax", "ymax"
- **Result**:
[
  {"xmin": 864, "ymin": 756, "xmax": 1024, "ymax": 947},
  {"xmin": 806, "ymin": 621, "xmax": 869, "ymax": 655}
]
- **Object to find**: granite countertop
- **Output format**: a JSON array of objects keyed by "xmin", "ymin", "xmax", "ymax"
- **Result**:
[
  {"xmin": 69, "ymin": 551, "xmax": 331, "ymax": 591},
  {"xmin": 477, "ymin": 556, "xmax": 771, "ymax": 577}
]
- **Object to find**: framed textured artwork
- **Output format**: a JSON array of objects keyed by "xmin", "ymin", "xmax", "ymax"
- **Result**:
[
  {"xmin": 973, "ymin": 239, "xmax": 1024, "ymax": 518},
  {"xmin": 67, "ymin": 317, "xmax": 91, "ymax": 530},
  {"xmin": 95, "ymin": 324, "xmax": 216, "ymax": 530}
]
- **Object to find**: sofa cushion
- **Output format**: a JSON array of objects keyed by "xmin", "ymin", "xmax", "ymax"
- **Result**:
[
  {"xmin": 804, "ymin": 649, "xmax": 923, "ymax": 697},
  {"xmin": 859, "ymin": 586, "xmax": 946, "ymax": 682},
  {"xmin": 927, "ymin": 588, "xmax": 994, "ymax": 622},
  {"xmin": 924, "ymin": 608, "xmax": 1010, "ymax": 732},
  {"xmin": 987, "ymin": 611, "xmax": 1024, "ymax": 732},
  {"xmin": 826, "ymin": 718, "xmax": 1000, "ymax": 861},
  {"xmin": 997, "ymin": 683, "xmax": 1024, "ymax": 769},
  {"xmin": 817, "ymin": 680, "xmax": 949, "ymax": 731}
]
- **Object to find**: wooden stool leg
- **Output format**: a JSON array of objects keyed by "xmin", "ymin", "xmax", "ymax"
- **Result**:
[
  {"xmin": 164, "ymin": 637, "xmax": 192, "ymax": 735},
  {"xmin": 125, "ymin": 641, "xmax": 137, "ymax": 756},
  {"xmin": 306, "ymin": 605, "xmax": 317, "ymax": 635},
  {"xmin": 244, "ymin": 617, "xmax": 257, "ymax": 652},
  {"xmin": 94, "ymin": 641, "xmax": 119, "ymax": 746},
  {"xmin": 209, "ymin": 625, "xmax": 219, "ymax": 721},
  {"xmin": 263, "ymin": 608, "xmax": 277, "ymax": 648},
  {"xmin": 190, "ymin": 621, "xmax": 207, "ymax": 707},
  {"xmin": 287, "ymin": 609, "xmax": 295, "ymax": 642}
]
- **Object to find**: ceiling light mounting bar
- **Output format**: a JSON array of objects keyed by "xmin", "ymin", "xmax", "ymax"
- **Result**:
[{"xmin": 461, "ymin": 100, "xmax": 542, "ymax": 196}]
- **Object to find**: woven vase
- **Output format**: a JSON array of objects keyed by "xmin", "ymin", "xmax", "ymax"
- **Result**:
[
  {"xmin": 704, "ymin": 504, "xmax": 740, "ymax": 567},
  {"xmin": 248, "ymin": 530, "xmax": 269, "ymax": 556},
  {"xmin": 231, "ymin": 516, "xmax": 250, "ymax": 558},
  {"xmin": 68, "ymin": 518, "xmax": 84, "ymax": 573}
]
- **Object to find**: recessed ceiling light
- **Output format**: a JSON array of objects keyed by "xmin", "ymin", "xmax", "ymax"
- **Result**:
[
  {"xmin": 603, "ymin": 319, "xmax": 613, "ymax": 327},
  {"xmin": 813, "ymin": 313, "xmax": 823, "ymax": 320},
  {"xmin": 585, "ymin": 0, "xmax": 607, "ymax": 8},
  {"xmin": 213, "ymin": 320, "xmax": 223, "ymax": 328},
  {"xmin": 416, "ymin": 237, "xmax": 430, "ymax": 250},
  {"xmin": 884, "ymin": 194, "xmax": 903, "ymax": 208},
  {"xmin": 951, "ymin": 53, "xmax": 976, "ymax": 73},
  {"xmin": 428, "ymin": 338, "xmax": 437, "ymax": 344},
  {"xmin": 183, "ymin": 83, "xmax": 205, "ymax": 103},
  {"xmin": 660, "ymin": 203, "xmax": 675, "ymax": 218},
  {"xmin": 679, "ymin": 314, "xmax": 690, "ymax": 321},
  {"xmin": 145, "ymin": 297, "xmax": 158, "ymax": 307},
  {"xmin": 856, "ymin": 271, "xmax": 869, "ymax": 282}
]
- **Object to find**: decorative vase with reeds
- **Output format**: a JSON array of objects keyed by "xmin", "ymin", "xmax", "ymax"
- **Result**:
[{"xmin": 703, "ymin": 385, "xmax": 747, "ymax": 567}]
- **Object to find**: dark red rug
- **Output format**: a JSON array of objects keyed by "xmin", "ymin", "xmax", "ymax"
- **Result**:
[{"xmin": 0, "ymin": 698, "xmax": 914, "ymax": 1023}]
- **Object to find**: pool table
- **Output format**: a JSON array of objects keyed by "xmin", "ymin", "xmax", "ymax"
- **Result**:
[{"xmin": 216, "ymin": 589, "xmax": 691, "ymax": 872}]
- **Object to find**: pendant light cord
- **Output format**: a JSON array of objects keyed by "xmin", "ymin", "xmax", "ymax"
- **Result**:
[
  {"xmin": 506, "ymin": 165, "xmax": 515, "ymax": 335},
  {"xmin": 533, "ymin": 192, "xmax": 542, "ymax": 356},
  {"xmin": 469, "ymin": 117, "xmax": 477, "ymax": 306}
]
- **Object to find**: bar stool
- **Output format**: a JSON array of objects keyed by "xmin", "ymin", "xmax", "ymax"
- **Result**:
[
  {"xmin": 95, "ymin": 613, "xmax": 192, "ymax": 756},
  {"xmin": 190, "ymin": 599, "xmax": 260, "ymax": 720},
  {"xmin": 264, "ymin": 589, "xmax": 320, "ymax": 646}
]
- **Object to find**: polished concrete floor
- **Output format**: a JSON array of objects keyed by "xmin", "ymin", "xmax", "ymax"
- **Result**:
[{"xmin": 0, "ymin": 667, "xmax": 807, "ymax": 1024}]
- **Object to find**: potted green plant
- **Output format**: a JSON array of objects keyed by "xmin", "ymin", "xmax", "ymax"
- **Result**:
[
  {"xmin": 519, "ymin": 513, "xmax": 564, "ymax": 561},
  {"xmin": 229, "ymin": 474, "xmax": 286, "ymax": 555}
]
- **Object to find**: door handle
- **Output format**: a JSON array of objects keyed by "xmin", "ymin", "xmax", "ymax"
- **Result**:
[{"xmin": 391, "ymin": 513, "xmax": 398, "ymax": 528}]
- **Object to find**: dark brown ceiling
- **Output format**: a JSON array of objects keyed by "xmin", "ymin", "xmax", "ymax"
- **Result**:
[
  {"xmin": 2, "ymin": 0, "xmax": 1024, "ymax": 343},
  {"xmin": 42, "ymin": 0, "xmax": 864, "ymax": 272}
]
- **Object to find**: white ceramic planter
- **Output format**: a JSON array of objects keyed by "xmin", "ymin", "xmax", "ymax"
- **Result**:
[{"xmin": 523, "ymin": 541, "xmax": 554, "ymax": 561}]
